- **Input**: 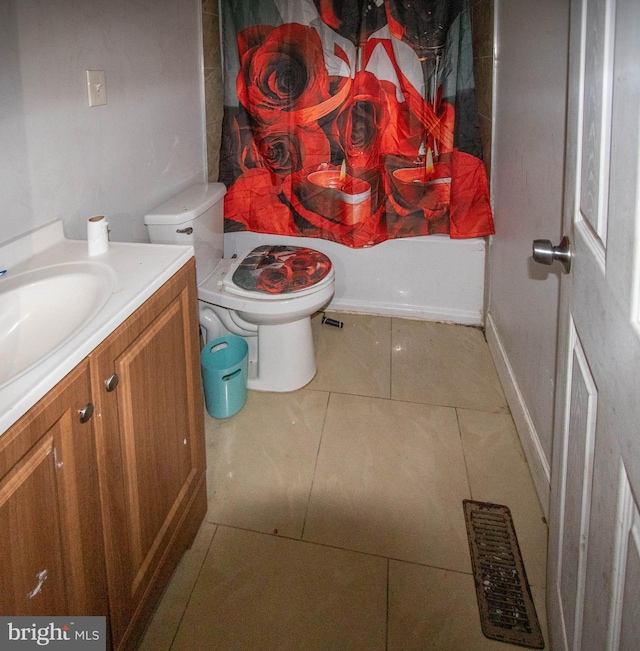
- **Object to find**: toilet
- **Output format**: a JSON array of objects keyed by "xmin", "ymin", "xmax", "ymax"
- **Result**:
[{"xmin": 144, "ymin": 183, "xmax": 335, "ymax": 392}]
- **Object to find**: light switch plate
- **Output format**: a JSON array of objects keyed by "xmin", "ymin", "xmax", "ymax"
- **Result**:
[{"xmin": 86, "ymin": 70, "xmax": 107, "ymax": 107}]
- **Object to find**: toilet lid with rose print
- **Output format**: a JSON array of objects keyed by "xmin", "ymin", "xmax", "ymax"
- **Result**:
[{"xmin": 230, "ymin": 245, "xmax": 332, "ymax": 295}]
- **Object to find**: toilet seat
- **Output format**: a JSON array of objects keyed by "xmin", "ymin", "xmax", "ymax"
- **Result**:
[
  {"xmin": 197, "ymin": 256, "xmax": 335, "ymax": 315},
  {"xmin": 223, "ymin": 246, "xmax": 333, "ymax": 299}
]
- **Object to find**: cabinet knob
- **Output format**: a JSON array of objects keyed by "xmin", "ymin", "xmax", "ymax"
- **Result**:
[
  {"xmin": 78, "ymin": 403, "xmax": 94, "ymax": 424},
  {"xmin": 105, "ymin": 373, "xmax": 119, "ymax": 392}
]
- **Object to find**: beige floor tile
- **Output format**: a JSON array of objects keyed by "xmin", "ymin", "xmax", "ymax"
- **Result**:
[
  {"xmin": 458, "ymin": 409, "xmax": 548, "ymax": 588},
  {"xmin": 204, "ymin": 389, "xmax": 328, "ymax": 538},
  {"xmin": 171, "ymin": 526, "xmax": 387, "ymax": 651},
  {"xmin": 392, "ymin": 319, "xmax": 508, "ymax": 412},
  {"xmin": 303, "ymin": 393, "xmax": 472, "ymax": 571},
  {"xmin": 388, "ymin": 560, "xmax": 545, "ymax": 650},
  {"xmin": 139, "ymin": 520, "xmax": 217, "ymax": 651},
  {"xmin": 308, "ymin": 311, "xmax": 391, "ymax": 398}
]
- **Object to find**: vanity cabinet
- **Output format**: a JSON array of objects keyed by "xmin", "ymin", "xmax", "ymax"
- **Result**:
[
  {"xmin": 0, "ymin": 258, "xmax": 206, "ymax": 650},
  {"xmin": 90, "ymin": 259, "xmax": 206, "ymax": 650},
  {"xmin": 0, "ymin": 360, "xmax": 107, "ymax": 617}
]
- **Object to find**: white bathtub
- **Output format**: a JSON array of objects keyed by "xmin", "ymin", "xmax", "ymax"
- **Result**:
[{"xmin": 224, "ymin": 232, "xmax": 487, "ymax": 325}]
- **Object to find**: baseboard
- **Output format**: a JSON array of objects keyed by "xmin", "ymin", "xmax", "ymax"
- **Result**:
[
  {"xmin": 327, "ymin": 298, "xmax": 483, "ymax": 326},
  {"xmin": 486, "ymin": 313, "xmax": 551, "ymax": 519}
]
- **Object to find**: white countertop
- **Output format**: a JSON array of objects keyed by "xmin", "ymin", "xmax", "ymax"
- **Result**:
[{"xmin": 0, "ymin": 221, "xmax": 193, "ymax": 436}]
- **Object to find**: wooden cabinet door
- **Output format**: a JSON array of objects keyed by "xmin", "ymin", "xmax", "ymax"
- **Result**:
[
  {"xmin": 91, "ymin": 261, "xmax": 206, "ymax": 650},
  {"xmin": 0, "ymin": 360, "xmax": 107, "ymax": 617}
]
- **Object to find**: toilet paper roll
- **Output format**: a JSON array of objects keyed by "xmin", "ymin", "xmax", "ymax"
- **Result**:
[{"xmin": 87, "ymin": 215, "xmax": 109, "ymax": 256}]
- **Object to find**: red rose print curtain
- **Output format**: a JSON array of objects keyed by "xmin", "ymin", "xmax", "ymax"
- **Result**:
[{"xmin": 219, "ymin": 0, "xmax": 495, "ymax": 248}]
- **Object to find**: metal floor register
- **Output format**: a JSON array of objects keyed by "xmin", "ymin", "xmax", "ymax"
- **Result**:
[{"xmin": 463, "ymin": 500, "xmax": 545, "ymax": 649}]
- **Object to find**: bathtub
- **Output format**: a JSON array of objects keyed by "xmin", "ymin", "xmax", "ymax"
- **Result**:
[{"xmin": 224, "ymin": 232, "xmax": 487, "ymax": 325}]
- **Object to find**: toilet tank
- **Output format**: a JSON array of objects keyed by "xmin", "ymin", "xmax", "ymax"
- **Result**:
[{"xmin": 144, "ymin": 183, "xmax": 226, "ymax": 284}]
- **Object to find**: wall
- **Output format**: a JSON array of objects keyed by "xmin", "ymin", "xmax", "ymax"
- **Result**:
[
  {"xmin": 0, "ymin": 0, "xmax": 206, "ymax": 246},
  {"xmin": 487, "ymin": 0, "xmax": 570, "ymax": 515}
]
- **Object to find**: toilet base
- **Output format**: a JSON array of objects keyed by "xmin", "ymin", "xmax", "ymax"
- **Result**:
[{"xmin": 247, "ymin": 317, "xmax": 316, "ymax": 392}]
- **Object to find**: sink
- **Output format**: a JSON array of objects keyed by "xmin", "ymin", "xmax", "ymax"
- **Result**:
[{"xmin": 0, "ymin": 262, "xmax": 115, "ymax": 388}]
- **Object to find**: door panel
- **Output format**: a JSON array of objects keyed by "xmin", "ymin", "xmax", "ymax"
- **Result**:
[
  {"xmin": 610, "ymin": 468, "xmax": 640, "ymax": 649},
  {"xmin": 558, "ymin": 323, "xmax": 597, "ymax": 651},
  {"xmin": 580, "ymin": 0, "xmax": 614, "ymax": 243}
]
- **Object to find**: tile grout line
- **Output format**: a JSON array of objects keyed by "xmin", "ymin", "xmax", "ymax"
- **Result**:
[
  {"xmin": 175, "ymin": 525, "xmax": 222, "ymax": 644},
  {"xmin": 151, "ymin": 523, "xmax": 220, "ymax": 651},
  {"xmin": 206, "ymin": 522, "xmax": 475, "ymax": 579},
  {"xmin": 455, "ymin": 407, "xmax": 475, "ymax": 502},
  {"xmin": 299, "ymin": 390, "xmax": 332, "ymax": 541},
  {"xmin": 310, "ymin": 384, "xmax": 509, "ymax": 415}
]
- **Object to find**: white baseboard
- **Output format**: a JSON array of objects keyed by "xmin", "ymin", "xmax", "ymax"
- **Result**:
[{"xmin": 486, "ymin": 312, "xmax": 551, "ymax": 519}]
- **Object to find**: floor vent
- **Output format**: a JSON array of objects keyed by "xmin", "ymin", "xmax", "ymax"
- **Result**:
[{"xmin": 463, "ymin": 500, "xmax": 544, "ymax": 649}]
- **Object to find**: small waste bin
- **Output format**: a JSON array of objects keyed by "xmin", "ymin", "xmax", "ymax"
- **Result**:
[{"xmin": 200, "ymin": 335, "xmax": 248, "ymax": 418}]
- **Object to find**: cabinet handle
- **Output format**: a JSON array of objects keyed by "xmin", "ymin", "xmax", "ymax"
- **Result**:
[
  {"xmin": 78, "ymin": 403, "xmax": 94, "ymax": 424},
  {"xmin": 105, "ymin": 373, "xmax": 119, "ymax": 392}
]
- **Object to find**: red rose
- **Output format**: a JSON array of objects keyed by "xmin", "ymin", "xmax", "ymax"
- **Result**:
[
  {"xmin": 283, "ymin": 249, "xmax": 315, "ymax": 271},
  {"xmin": 236, "ymin": 23, "xmax": 331, "ymax": 126},
  {"xmin": 282, "ymin": 248, "xmax": 332, "ymax": 284},
  {"xmin": 290, "ymin": 270, "xmax": 313, "ymax": 290},
  {"xmin": 256, "ymin": 265, "xmax": 293, "ymax": 294},
  {"xmin": 333, "ymin": 71, "xmax": 388, "ymax": 169},
  {"xmin": 332, "ymin": 71, "xmax": 416, "ymax": 170},
  {"xmin": 251, "ymin": 124, "xmax": 331, "ymax": 176}
]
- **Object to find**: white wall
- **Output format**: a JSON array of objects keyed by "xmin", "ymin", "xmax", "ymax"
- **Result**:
[
  {"xmin": 0, "ymin": 0, "xmax": 206, "ymax": 246},
  {"xmin": 488, "ymin": 0, "xmax": 569, "ymax": 515}
]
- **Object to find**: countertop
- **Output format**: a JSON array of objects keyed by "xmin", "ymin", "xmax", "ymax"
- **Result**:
[{"xmin": 0, "ymin": 221, "xmax": 193, "ymax": 435}]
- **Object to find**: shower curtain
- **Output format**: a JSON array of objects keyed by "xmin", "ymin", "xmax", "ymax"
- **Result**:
[{"xmin": 219, "ymin": 0, "xmax": 494, "ymax": 248}]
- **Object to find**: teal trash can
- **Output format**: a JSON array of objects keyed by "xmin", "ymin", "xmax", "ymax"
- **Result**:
[{"xmin": 201, "ymin": 335, "xmax": 248, "ymax": 418}]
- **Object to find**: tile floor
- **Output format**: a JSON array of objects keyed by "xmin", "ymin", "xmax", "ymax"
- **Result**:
[{"xmin": 140, "ymin": 313, "xmax": 549, "ymax": 650}]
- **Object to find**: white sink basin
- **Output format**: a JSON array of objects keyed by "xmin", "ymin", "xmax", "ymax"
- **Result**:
[{"xmin": 0, "ymin": 262, "xmax": 115, "ymax": 388}]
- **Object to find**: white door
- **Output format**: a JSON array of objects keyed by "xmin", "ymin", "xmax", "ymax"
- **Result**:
[{"xmin": 546, "ymin": 0, "xmax": 640, "ymax": 649}]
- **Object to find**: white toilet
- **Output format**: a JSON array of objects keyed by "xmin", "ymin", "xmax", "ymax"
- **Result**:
[{"xmin": 144, "ymin": 183, "xmax": 335, "ymax": 392}]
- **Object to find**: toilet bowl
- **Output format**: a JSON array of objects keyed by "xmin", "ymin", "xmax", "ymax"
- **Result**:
[{"xmin": 144, "ymin": 183, "xmax": 335, "ymax": 392}]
